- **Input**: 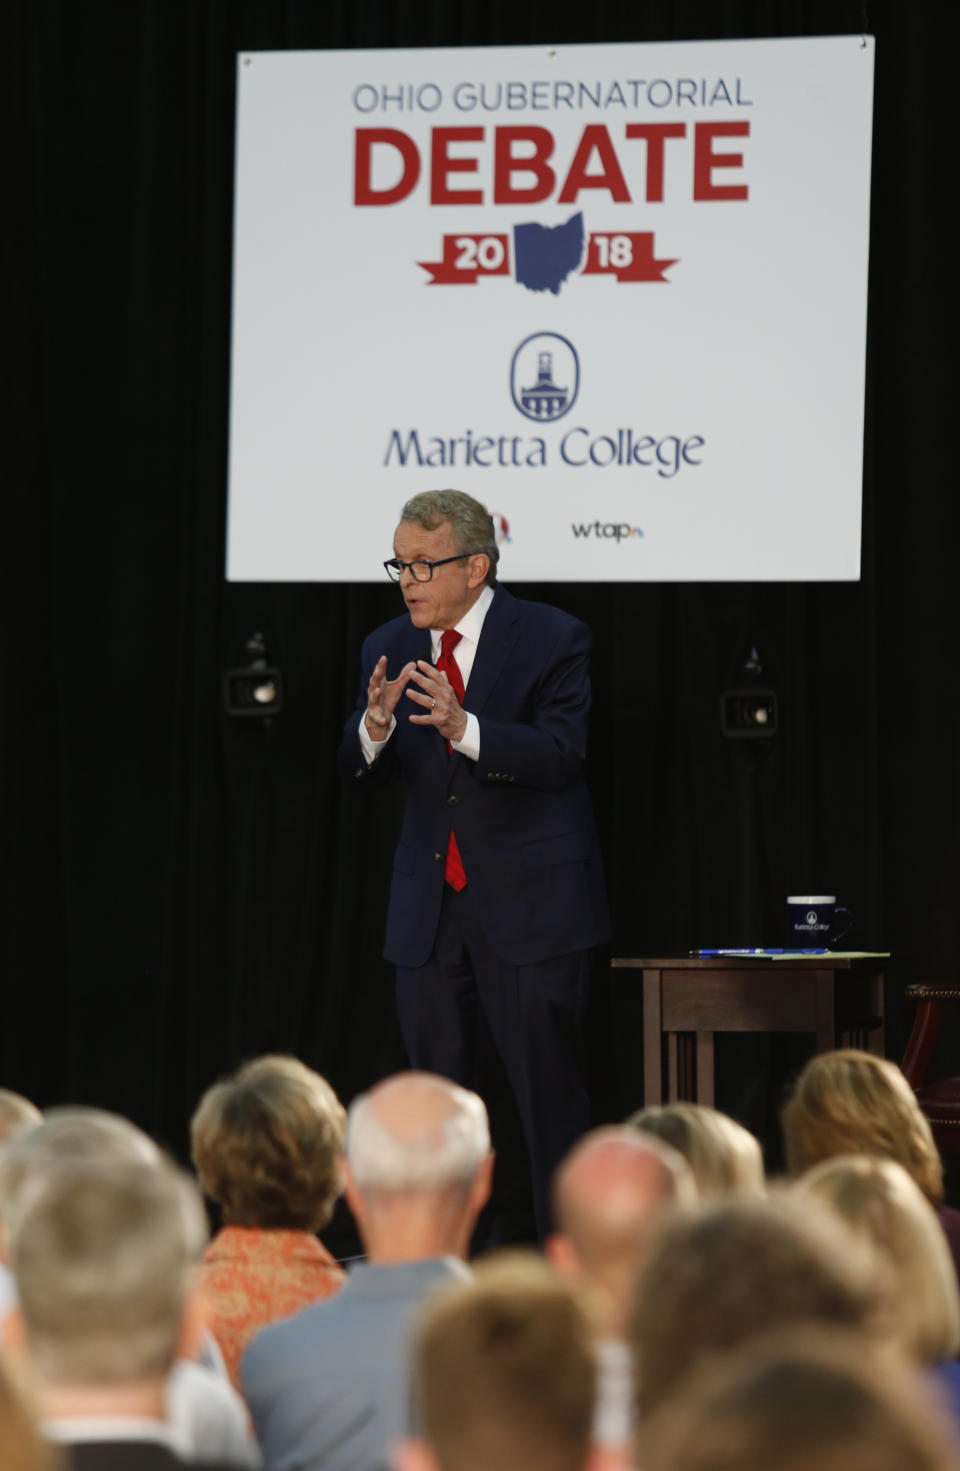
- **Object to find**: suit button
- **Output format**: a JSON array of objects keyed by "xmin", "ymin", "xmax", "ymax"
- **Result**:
[
  {"xmin": 434, "ymin": 852, "xmax": 443, "ymax": 861},
  {"xmin": 447, "ymin": 794, "xmax": 459, "ymax": 805}
]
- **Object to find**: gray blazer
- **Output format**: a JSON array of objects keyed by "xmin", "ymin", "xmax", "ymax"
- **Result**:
[{"xmin": 242, "ymin": 1257, "xmax": 470, "ymax": 1471}]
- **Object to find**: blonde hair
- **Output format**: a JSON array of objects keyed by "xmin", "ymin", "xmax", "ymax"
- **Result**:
[
  {"xmin": 414, "ymin": 1252, "xmax": 595, "ymax": 1471},
  {"xmin": 628, "ymin": 1104, "xmax": 764, "ymax": 1197},
  {"xmin": 797, "ymin": 1156, "xmax": 960, "ymax": 1363},
  {"xmin": 782, "ymin": 1050, "xmax": 943, "ymax": 1204},
  {"xmin": 11, "ymin": 1157, "xmax": 207, "ymax": 1386},
  {"xmin": 191, "ymin": 1054, "xmax": 345, "ymax": 1230}
]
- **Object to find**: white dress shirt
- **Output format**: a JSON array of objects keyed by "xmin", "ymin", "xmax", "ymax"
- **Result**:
[
  {"xmin": 592, "ymin": 1337, "xmax": 635, "ymax": 1446},
  {"xmin": 359, "ymin": 584, "xmax": 494, "ymax": 765}
]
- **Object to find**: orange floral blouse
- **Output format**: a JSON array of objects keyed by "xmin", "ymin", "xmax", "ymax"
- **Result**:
[{"xmin": 197, "ymin": 1225, "xmax": 346, "ymax": 1392}]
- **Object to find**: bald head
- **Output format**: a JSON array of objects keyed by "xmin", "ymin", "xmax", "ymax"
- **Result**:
[
  {"xmin": 552, "ymin": 1128, "xmax": 696, "ymax": 1273},
  {"xmin": 368, "ymin": 1073, "xmax": 463, "ymax": 1138},
  {"xmin": 346, "ymin": 1072, "xmax": 490, "ymax": 1195}
]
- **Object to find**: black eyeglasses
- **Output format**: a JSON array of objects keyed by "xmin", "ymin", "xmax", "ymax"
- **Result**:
[{"xmin": 384, "ymin": 553, "xmax": 479, "ymax": 583}]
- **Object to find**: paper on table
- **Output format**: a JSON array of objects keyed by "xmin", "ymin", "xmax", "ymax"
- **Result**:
[
  {"xmin": 767, "ymin": 950, "xmax": 890, "ymax": 960},
  {"xmin": 694, "ymin": 949, "xmax": 890, "ymax": 959}
]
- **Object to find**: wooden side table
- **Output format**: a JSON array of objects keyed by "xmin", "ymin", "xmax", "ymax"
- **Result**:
[{"xmin": 611, "ymin": 956, "xmax": 886, "ymax": 1108}]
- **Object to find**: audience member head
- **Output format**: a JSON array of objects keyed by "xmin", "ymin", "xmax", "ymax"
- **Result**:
[
  {"xmin": 627, "ymin": 1103, "xmax": 764, "ymax": 1198},
  {"xmin": 547, "ymin": 1126, "xmax": 695, "ymax": 1337},
  {"xmin": 0, "ymin": 1355, "xmax": 61, "ymax": 1471},
  {"xmin": 0, "ymin": 1091, "xmax": 42, "ymax": 1148},
  {"xmin": 191, "ymin": 1053, "xmax": 346, "ymax": 1231},
  {"xmin": 9, "ymin": 1155, "xmax": 207, "ymax": 1392},
  {"xmin": 397, "ymin": 1251, "xmax": 596, "ymax": 1471},
  {"xmin": 631, "ymin": 1194, "xmax": 890, "ymax": 1418},
  {"xmin": 640, "ymin": 1331, "xmax": 959, "ymax": 1471},
  {"xmin": 782, "ymin": 1049, "xmax": 943, "ymax": 1204},
  {"xmin": 0, "ymin": 1106, "xmax": 159, "ymax": 1249},
  {"xmin": 796, "ymin": 1155, "xmax": 960, "ymax": 1364},
  {"xmin": 345, "ymin": 1072, "xmax": 492, "ymax": 1261}
]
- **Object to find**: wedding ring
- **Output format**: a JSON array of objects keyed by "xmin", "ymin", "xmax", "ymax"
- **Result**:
[{"xmin": 431, "ymin": 698, "xmax": 437, "ymax": 708}]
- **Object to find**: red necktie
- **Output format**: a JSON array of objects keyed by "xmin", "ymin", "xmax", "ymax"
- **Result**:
[{"xmin": 437, "ymin": 629, "xmax": 467, "ymax": 892}]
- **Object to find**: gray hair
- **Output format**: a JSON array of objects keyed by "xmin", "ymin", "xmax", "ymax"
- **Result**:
[
  {"xmin": 0, "ymin": 1106, "xmax": 159, "ymax": 1233},
  {"xmin": 347, "ymin": 1077, "xmax": 490, "ymax": 1194},
  {"xmin": 400, "ymin": 490, "xmax": 499, "ymax": 587},
  {"xmin": 10, "ymin": 1156, "xmax": 208, "ymax": 1385}
]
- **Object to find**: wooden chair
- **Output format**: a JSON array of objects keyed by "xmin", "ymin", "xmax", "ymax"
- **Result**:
[{"xmin": 901, "ymin": 983, "xmax": 960, "ymax": 1156}]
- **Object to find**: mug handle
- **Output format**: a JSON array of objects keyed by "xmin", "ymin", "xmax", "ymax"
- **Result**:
[{"xmin": 828, "ymin": 907, "xmax": 853, "ymax": 946}]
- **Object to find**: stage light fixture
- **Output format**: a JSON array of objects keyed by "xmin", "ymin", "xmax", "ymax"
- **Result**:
[
  {"xmin": 223, "ymin": 632, "xmax": 284, "ymax": 719},
  {"xmin": 721, "ymin": 690, "xmax": 778, "ymax": 737},
  {"xmin": 721, "ymin": 645, "xmax": 778, "ymax": 740}
]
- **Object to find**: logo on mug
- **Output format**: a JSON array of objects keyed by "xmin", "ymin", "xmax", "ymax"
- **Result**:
[{"xmin": 787, "ymin": 894, "xmax": 852, "ymax": 947}]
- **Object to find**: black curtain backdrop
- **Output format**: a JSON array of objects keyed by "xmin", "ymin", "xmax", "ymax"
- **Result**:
[{"xmin": 3, "ymin": 1, "xmax": 955, "ymax": 1188}]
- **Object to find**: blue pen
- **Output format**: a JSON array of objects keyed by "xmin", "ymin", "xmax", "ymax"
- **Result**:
[{"xmin": 692, "ymin": 947, "xmax": 828, "ymax": 957}]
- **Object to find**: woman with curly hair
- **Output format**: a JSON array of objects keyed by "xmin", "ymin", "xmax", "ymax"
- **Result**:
[{"xmin": 191, "ymin": 1054, "xmax": 347, "ymax": 1390}]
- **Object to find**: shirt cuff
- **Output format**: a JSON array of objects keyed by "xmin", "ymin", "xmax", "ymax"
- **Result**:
[
  {"xmin": 451, "ymin": 712, "xmax": 480, "ymax": 762},
  {"xmin": 359, "ymin": 712, "xmax": 396, "ymax": 764}
]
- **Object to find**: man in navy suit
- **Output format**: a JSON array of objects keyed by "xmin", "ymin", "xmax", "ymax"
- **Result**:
[{"xmin": 339, "ymin": 490, "xmax": 609, "ymax": 1235}]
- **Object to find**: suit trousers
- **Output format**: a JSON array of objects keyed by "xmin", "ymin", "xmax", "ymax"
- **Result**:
[{"xmin": 395, "ymin": 882, "xmax": 592, "ymax": 1238}]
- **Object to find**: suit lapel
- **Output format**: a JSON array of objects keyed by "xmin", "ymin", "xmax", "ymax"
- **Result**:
[
  {"xmin": 396, "ymin": 620, "xmax": 448, "ymax": 773},
  {"xmin": 462, "ymin": 585, "xmax": 521, "ymax": 717},
  {"xmin": 397, "ymin": 621, "xmax": 433, "ymax": 672}
]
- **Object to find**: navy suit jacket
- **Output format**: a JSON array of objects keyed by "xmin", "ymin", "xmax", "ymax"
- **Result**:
[{"xmin": 338, "ymin": 584, "xmax": 610, "ymax": 968}]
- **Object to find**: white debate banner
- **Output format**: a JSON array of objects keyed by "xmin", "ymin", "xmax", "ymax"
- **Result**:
[{"xmin": 226, "ymin": 37, "xmax": 874, "ymax": 582}]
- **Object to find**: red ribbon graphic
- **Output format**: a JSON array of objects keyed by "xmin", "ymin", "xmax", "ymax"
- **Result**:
[
  {"xmin": 418, "ymin": 233, "xmax": 511, "ymax": 285},
  {"xmin": 581, "ymin": 232, "xmax": 678, "ymax": 282}
]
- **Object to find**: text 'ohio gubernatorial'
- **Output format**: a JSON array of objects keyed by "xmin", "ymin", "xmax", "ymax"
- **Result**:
[{"xmin": 352, "ymin": 76, "xmax": 754, "ymax": 113}]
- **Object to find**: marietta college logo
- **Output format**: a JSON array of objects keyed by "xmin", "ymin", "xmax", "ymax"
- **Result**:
[
  {"xmin": 510, "ymin": 333, "xmax": 580, "ymax": 423},
  {"xmin": 381, "ymin": 326, "xmax": 703, "ymax": 478}
]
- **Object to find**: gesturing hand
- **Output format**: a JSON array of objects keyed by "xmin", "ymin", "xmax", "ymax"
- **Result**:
[
  {"xmin": 407, "ymin": 660, "xmax": 468, "ymax": 744},
  {"xmin": 364, "ymin": 655, "xmax": 416, "ymax": 742}
]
